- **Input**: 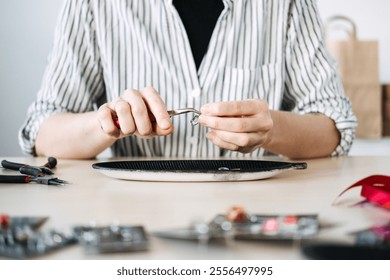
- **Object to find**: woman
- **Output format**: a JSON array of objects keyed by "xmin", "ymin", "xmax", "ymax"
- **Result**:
[{"xmin": 19, "ymin": 0, "xmax": 356, "ymax": 159}]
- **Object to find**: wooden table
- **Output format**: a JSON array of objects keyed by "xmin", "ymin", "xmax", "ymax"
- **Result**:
[{"xmin": 1, "ymin": 156, "xmax": 389, "ymax": 259}]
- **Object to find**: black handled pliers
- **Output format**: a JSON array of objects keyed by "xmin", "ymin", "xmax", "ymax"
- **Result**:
[
  {"xmin": 0, "ymin": 174, "xmax": 67, "ymax": 185},
  {"xmin": 0, "ymin": 157, "xmax": 67, "ymax": 186},
  {"xmin": 1, "ymin": 157, "xmax": 57, "ymax": 175}
]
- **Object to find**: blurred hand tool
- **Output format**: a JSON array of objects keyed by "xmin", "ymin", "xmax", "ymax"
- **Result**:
[{"xmin": 0, "ymin": 214, "xmax": 48, "ymax": 230}]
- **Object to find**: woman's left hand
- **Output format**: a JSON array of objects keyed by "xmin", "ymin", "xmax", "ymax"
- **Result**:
[{"xmin": 198, "ymin": 99, "xmax": 274, "ymax": 153}]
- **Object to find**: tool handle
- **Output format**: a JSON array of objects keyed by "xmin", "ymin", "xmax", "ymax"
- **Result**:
[
  {"xmin": 0, "ymin": 175, "xmax": 30, "ymax": 183},
  {"xmin": 0, "ymin": 214, "xmax": 10, "ymax": 228},
  {"xmin": 1, "ymin": 160, "xmax": 26, "ymax": 171},
  {"xmin": 19, "ymin": 166, "xmax": 42, "ymax": 177},
  {"xmin": 113, "ymin": 116, "xmax": 120, "ymax": 129},
  {"xmin": 43, "ymin": 157, "xmax": 57, "ymax": 169}
]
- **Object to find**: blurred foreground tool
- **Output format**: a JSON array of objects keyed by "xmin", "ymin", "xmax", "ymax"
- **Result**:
[
  {"xmin": 0, "ymin": 215, "xmax": 48, "ymax": 230},
  {"xmin": 0, "ymin": 215, "xmax": 76, "ymax": 259}
]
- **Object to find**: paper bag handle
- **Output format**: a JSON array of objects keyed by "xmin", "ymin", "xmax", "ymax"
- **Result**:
[{"xmin": 325, "ymin": 15, "xmax": 357, "ymax": 41}]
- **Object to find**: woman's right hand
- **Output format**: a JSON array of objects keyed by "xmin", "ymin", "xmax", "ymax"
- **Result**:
[{"xmin": 97, "ymin": 87, "xmax": 174, "ymax": 139}]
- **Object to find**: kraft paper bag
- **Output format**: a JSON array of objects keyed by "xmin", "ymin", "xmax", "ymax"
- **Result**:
[
  {"xmin": 326, "ymin": 16, "xmax": 382, "ymax": 138},
  {"xmin": 383, "ymin": 85, "xmax": 390, "ymax": 136}
]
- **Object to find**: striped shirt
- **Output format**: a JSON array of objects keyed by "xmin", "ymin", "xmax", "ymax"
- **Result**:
[{"xmin": 19, "ymin": 0, "xmax": 357, "ymax": 158}]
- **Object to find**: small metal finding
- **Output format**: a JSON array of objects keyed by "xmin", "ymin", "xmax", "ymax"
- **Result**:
[
  {"xmin": 167, "ymin": 108, "xmax": 201, "ymax": 126},
  {"xmin": 190, "ymin": 114, "xmax": 200, "ymax": 126}
]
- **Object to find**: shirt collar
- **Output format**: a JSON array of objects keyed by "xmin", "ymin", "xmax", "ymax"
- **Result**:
[
  {"xmin": 222, "ymin": 0, "xmax": 234, "ymax": 6},
  {"xmin": 165, "ymin": 0, "xmax": 234, "ymax": 6}
]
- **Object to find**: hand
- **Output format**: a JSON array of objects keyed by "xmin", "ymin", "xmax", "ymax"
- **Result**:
[
  {"xmin": 198, "ymin": 99, "xmax": 273, "ymax": 153},
  {"xmin": 97, "ymin": 87, "xmax": 173, "ymax": 138}
]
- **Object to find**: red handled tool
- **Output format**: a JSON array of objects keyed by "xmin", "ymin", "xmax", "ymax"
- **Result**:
[{"xmin": 0, "ymin": 214, "xmax": 48, "ymax": 230}]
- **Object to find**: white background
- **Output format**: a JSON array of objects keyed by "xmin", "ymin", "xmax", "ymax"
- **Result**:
[{"xmin": 1, "ymin": 260, "xmax": 389, "ymax": 279}]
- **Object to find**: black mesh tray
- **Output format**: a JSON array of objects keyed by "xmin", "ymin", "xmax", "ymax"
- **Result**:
[{"xmin": 92, "ymin": 160, "xmax": 307, "ymax": 182}]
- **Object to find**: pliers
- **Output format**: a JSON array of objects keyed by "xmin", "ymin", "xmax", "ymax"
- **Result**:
[
  {"xmin": 0, "ymin": 157, "xmax": 68, "ymax": 186},
  {"xmin": 0, "ymin": 174, "xmax": 67, "ymax": 185},
  {"xmin": 1, "ymin": 157, "xmax": 57, "ymax": 175},
  {"xmin": 113, "ymin": 108, "xmax": 201, "ymax": 128}
]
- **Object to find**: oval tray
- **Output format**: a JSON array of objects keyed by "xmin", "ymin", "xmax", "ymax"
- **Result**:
[{"xmin": 92, "ymin": 160, "xmax": 307, "ymax": 182}]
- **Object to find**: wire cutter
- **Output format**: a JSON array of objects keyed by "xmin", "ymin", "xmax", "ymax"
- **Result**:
[
  {"xmin": 0, "ymin": 157, "xmax": 66, "ymax": 185},
  {"xmin": 0, "ymin": 174, "xmax": 68, "ymax": 186},
  {"xmin": 1, "ymin": 157, "xmax": 57, "ymax": 175}
]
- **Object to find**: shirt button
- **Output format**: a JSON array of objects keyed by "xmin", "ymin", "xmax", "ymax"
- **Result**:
[{"xmin": 190, "ymin": 88, "xmax": 201, "ymax": 98}]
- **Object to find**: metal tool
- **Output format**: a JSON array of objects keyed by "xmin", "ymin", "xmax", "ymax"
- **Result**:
[
  {"xmin": 0, "ymin": 215, "xmax": 77, "ymax": 259},
  {"xmin": 74, "ymin": 224, "xmax": 149, "ymax": 253},
  {"xmin": 1, "ymin": 157, "xmax": 57, "ymax": 175},
  {"xmin": 0, "ymin": 175, "xmax": 68, "ymax": 186},
  {"xmin": 0, "ymin": 215, "xmax": 48, "ymax": 230},
  {"xmin": 114, "ymin": 108, "xmax": 201, "ymax": 128},
  {"xmin": 0, "ymin": 157, "xmax": 67, "ymax": 186},
  {"xmin": 153, "ymin": 215, "xmax": 233, "ymax": 242},
  {"xmin": 153, "ymin": 208, "xmax": 320, "ymax": 243},
  {"xmin": 166, "ymin": 108, "xmax": 201, "ymax": 125},
  {"xmin": 0, "ymin": 225, "xmax": 76, "ymax": 259}
]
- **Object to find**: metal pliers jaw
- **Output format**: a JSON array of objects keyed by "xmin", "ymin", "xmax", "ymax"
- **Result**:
[
  {"xmin": 17, "ymin": 165, "xmax": 67, "ymax": 185},
  {"xmin": 30, "ymin": 176, "xmax": 68, "ymax": 186},
  {"xmin": 167, "ymin": 108, "xmax": 201, "ymax": 126}
]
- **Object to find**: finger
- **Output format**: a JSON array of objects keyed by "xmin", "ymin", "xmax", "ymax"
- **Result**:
[
  {"xmin": 201, "ymin": 99, "xmax": 268, "ymax": 116},
  {"xmin": 122, "ymin": 89, "xmax": 152, "ymax": 136},
  {"xmin": 206, "ymin": 131, "xmax": 240, "ymax": 151},
  {"xmin": 206, "ymin": 131, "xmax": 261, "ymax": 154},
  {"xmin": 97, "ymin": 104, "xmax": 120, "ymax": 137},
  {"xmin": 213, "ymin": 130, "xmax": 262, "ymax": 148},
  {"xmin": 199, "ymin": 114, "xmax": 273, "ymax": 133},
  {"xmin": 114, "ymin": 99, "xmax": 136, "ymax": 135},
  {"xmin": 140, "ymin": 87, "xmax": 172, "ymax": 132}
]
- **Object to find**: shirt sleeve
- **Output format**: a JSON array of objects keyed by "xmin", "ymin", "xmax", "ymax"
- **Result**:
[
  {"xmin": 283, "ymin": 0, "xmax": 357, "ymax": 156},
  {"xmin": 18, "ymin": 0, "xmax": 105, "ymax": 155}
]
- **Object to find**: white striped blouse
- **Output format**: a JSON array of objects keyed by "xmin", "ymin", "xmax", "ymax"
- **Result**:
[{"xmin": 19, "ymin": 0, "xmax": 357, "ymax": 158}]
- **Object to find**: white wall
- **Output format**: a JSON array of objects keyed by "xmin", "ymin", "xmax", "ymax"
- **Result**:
[
  {"xmin": 0, "ymin": 0, "xmax": 64, "ymax": 156},
  {"xmin": 0, "ymin": 0, "xmax": 389, "ymax": 156}
]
